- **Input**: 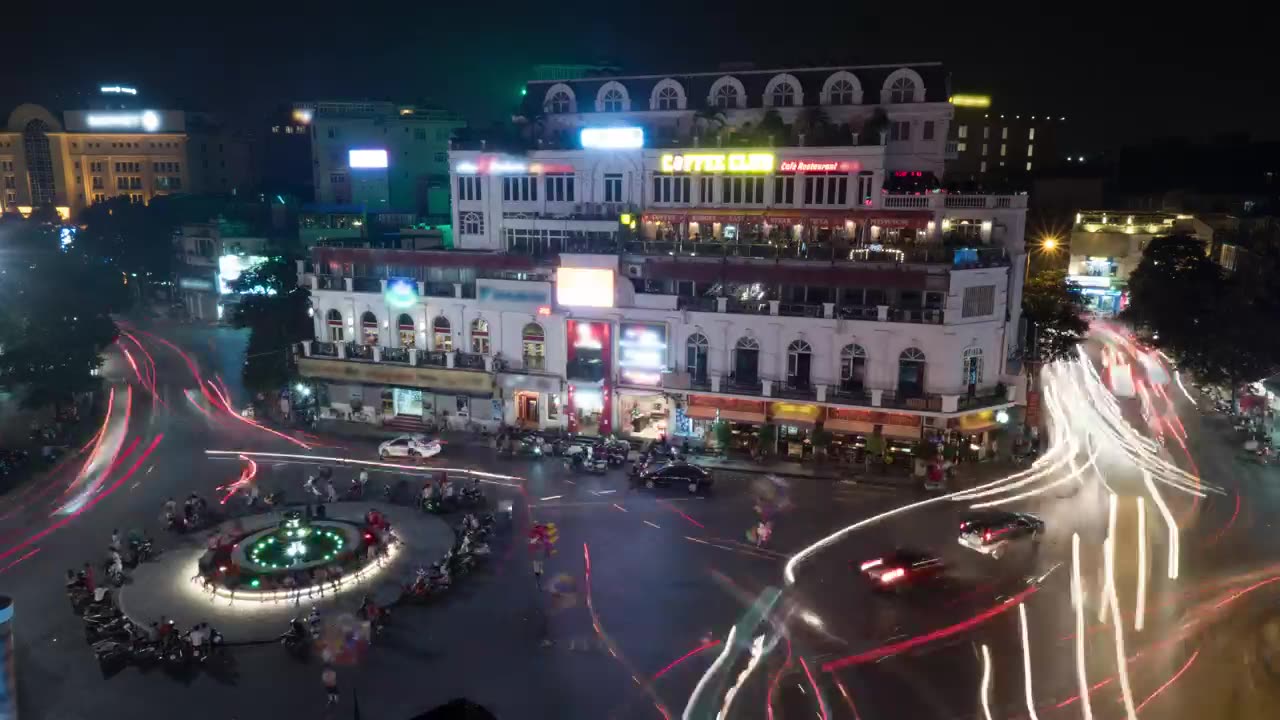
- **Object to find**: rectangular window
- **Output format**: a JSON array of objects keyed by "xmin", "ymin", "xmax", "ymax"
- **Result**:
[
  {"xmin": 116, "ymin": 177, "xmax": 129, "ymax": 190},
  {"xmin": 957, "ymin": 142, "xmax": 967, "ymax": 152},
  {"xmin": 3, "ymin": 176, "xmax": 14, "ymax": 189},
  {"xmin": 958, "ymin": 125, "xmax": 968, "ymax": 139},
  {"xmin": 414, "ymin": 128, "xmax": 427, "ymax": 141},
  {"xmin": 773, "ymin": 175, "xmax": 795, "ymax": 204},
  {"xmin": 330, "ymin": 173, "xmax": 346, "ymax": 185},
  {"xmin": 803, "ymin": 175, "xmax": 848, "ymax": 206},
  {"xmin": 604, "ymin": 173, "xmax": 623, "ymax": 203},
  {"xmin": 1000, "ymin": 144, "xmax": 1007, "ymax": 157},
  {"xmin": 1027, "ymin": 144, "xmax": 1034, "ymax": 157},
  {"xmin": 981, "ymin": 143, "xmax": 988, "ymax": 155},
  {"xmin": 856, "ymin": 173, "xmax": 872, "ymax": 205},
  {"xmin": 130, "ymin": 177, "xmax": 142, "ymax": 190},
  {"xmin": 457, "ymin": 176, "xmax": 482, "ymax": 202},
  {"xmin": 1026, "ymin": 161, "xmax": 1033, "ymax": 172},
  {"xmin": 890, "ymin": 121, "xmax": 911, "ymax": 141},
  {"xmin": 983, "ymin": 126, "xmax": 990, "ymax": 139},
  {"xmin": 962, "ymin": 285, "xmax": 996, "ymax": 317},
  {"xmin": 1028, "ymin": 127, "xmax": 1036, "ymax": 140},
  {"xmin": 92, "ymin": 193, "xmax": 104, "ymax": 204},
  {"xmin": 502, "ymin": 175, "xmax": 537, "ymax": 202},
  {"xmin": 923, "ymin": 121, "xmax": 935, "ymax": 140},
  {"xmin": 718, "ymin": 177, "xmax": 763, "ymax": 204},
  {"xmin": 433, "ymin": 152, "xmax": 447, "ymax": 162},
  {"xmin": 545, "ymin": 173, "xmax": 576, "ymax": 202},
  {"xmin": 699, "ymin": 176, "xmax": 715, "ymax": 204},
  {"xmin": 91, "ymin": 177, "xmax": 102, "ymax": 189},
  {"xmin": 980, "ymin": 160, "xmax": 987, "ymax": 172},
  {"xmin": 1001, "ymin": 127, "xmax": 1009, "ymax": 140}
]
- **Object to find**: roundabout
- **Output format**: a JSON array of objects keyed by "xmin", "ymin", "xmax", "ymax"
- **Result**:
[{"xmin": 119, "ymin": 502, "xmax": 456, "ymax": 643}]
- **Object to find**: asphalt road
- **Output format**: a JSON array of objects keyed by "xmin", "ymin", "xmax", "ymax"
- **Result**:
[{"xmin": 3, "ymin": 321, "xmax": 1279, "ymax": 720}]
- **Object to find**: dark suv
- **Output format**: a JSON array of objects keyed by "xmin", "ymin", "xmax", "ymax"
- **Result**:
[
  {"xmin": 633, "ymin": 462, "xmax": 712, "ymax": 494},
  {"xmin": 958, "ymin": 512, "xmax": 1044, "ymax": 559}
]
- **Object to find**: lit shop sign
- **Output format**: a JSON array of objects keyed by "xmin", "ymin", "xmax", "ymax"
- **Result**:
[
  {"xmin": 556, "ymin": 267, "xmax": 615, "ymax": 308},
  {"xmin": 659, "ymin": 153, "xmax": 775, "ymax": 173},
  {"xmin": 86, "ymin": 110, "xmax": 161, "ymax": 132},
  {"xmin": 385, "ymin": 278, "xmax": 418, "ymax": 308},
  {"xmin": 348, "ymin": 149, "xmax": 389, "ymax": 169},
  {"xmin": 581, "ymin": 127, "xmax": 644, "ymax": 149},
  {"xmin": 1067, "ymin": 275, "xmax": 1113, "ymax": 289},
  {"xmin": 949, "ymin": 94, "xmax": 992, "ymax": 108},
  {"xmin": 100, "ymin": 85, "xmax": 138, "ymax": 96},
  {"xmin": 454, "ymin": 156, "xmax": 575, "ymax": 175},
  {"xmin": 778, "ymin": 159, "xmax": 859, "ymax": 173},
  {"xmin": 478, "ymin": 284, "xmax": 551, "ymax": 305},
  {"xmin": 618, "ymin": 324, "xmax": 667, "ymax": 386}
]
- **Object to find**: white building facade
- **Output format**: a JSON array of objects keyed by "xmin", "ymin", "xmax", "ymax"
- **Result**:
[{"xmin": 298, "ymin": 63, "xmax": 1028, "ymax": 456}]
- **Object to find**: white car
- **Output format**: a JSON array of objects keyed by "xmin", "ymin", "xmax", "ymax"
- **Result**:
[{"xmin": 378, "ymin": 434, "xmax": 442, "ymax": 460}]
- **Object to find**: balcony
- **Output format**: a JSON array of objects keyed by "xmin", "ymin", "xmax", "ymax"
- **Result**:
[
  {"xmin": 837, "ymin": 305, "xmax": 879, "ymax": 321},
  {"xmin": 351, "ymin": 277, "xmax": 382, "ymax": 293},
  {"xmin": 776, "ymin": 303, "xmax": 824, "ymax": 318},
  {"xmin": 423, "ymin": 281, "xmax": 457, "ymax": 297},
  {"xmin": 624, "ymin": 237, "xmax": 1009, "ymax": 267},
  {"xmin": 881, "ymin": 193, "xmax": 1028, "ymax": 211},
  {"xmin": 828, "ymin": 385, "xmax": 872, "ymax": 406},
  {"xmin": 455, "ymin": 352, "xmax": 487, "ymax": 371},
  {"xmin": 381, "ymin": 346, "xmax": 410, "ymax": 364},
  {"xmin": 775, "ymin": 381, "xmax": 817, "ymax": 401},
  {"xmin": 724, "ymin": 376, "xmax": 764, "ymax": 396},
  {"xmin": 312, "ymin": 341, "xmax": 338, "ymax": 357},
  {"xmin": 345, "ymin": 342, "xmax": 375, "ymax": 361},
  {"xmin": 880, "ymin": 390, "xmax": 943, "ymax": 412},
  {"xmin": 886, "ymin": 307, "xmax": 944, "ymax": 324},
  {"xmin": 316, "ymin": 275, "xmax": 344, "ymax": 291},
  {"xmin": 677, "ymin": 296, "xmax": 717, "ymax": 312},
  {"xmin": 956, "ymin": 387, "xmax": 1012, "ymax": 411},
  {"xmin": 418, "ymin": 351, "xmax": 449, "ymax": 368},
  {"xmin": 297, "ymin": 344, "xmax": 495, "ymax": 398},
  {"xmin": 725, "ymin": 298, "xmax": 771, "ymax": 315}
]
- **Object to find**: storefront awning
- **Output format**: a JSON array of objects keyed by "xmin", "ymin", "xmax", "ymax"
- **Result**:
[
  {"xmin": 686, "ymin": 406, "xmax": 719, "ymax": 421},
  {"xmin": 720, "ymin": 409, "xmax": 767, "ymax": 424},
  {"xmin": 880, "ymin": 424, "xmax": 922, "ymax": 440},
  {"xmin": 770, "ymin": 402, "xmax": 823, "ymax": 428},
  {"xmin": 824, "ymin": 419, "xmax": 876, "ymax": 435}
]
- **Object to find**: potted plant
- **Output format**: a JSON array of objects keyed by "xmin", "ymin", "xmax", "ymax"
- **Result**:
[
  {"xmin": 713, "ymin": 420, "xmax": 732, "ymax": 457},
  {"xmin": 810, "ymin": 428, "xmax": 833, "ymax": 461},
  {"xmin": 757, "ymin": 424, "xmax": 777, "ymax": 459}
]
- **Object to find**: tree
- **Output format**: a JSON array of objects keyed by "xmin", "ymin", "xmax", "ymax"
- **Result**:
[
  {"xmin": 755, "ymin": 110, "xmax": 788, "ymax": 146},
  {"xmin": 860, "ymin": 108, "xmax": 890, "ymax": 145},
  {"xmin": 1124, "ymin": 234, "xmax": 1278, "ymax": 398},
  {"xmin": 796, "ymin": 106, "xmax": 832, "ymax": 145},
  {"xmin": 228, "ymin": 251, "xmax": 313, "ymax": 396},
  {"xmin": 1022, "ymin": 269, "xmax": 1090, "ymax": 363},
  {"xmin": 693, "ymin": 106, "xmax": 727, "ymax": 146},
  {"xmin": 0, "ymin": 232, "xmax": 120, "ymax": 410},
  {"xmin": 713, "ymin": 419, "xmax": 732, "ymax": 455}
]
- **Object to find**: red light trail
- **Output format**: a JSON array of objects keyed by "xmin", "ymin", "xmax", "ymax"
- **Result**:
[{"xmin": 651, "ymin": 639, "xmax": 724, "ymax": 681}]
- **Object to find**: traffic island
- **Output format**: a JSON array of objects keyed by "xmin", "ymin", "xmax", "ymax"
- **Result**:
[{"xmin": 119, "ymin": 502, "xmax": 454, "ymax": 644}]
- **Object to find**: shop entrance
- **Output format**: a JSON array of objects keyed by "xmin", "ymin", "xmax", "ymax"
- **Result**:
[
  {"xmin": 619, "ymin": 394, "xmax": 668, "ymax": 440},
  {"xmin": 393, "ymin": 388, "xmax": 424, "ymax": 417},
  {"xmin": 778, "ymin": 424, "xmax": 812, "ymax": 459},
  {"xmin": 515, "ymin": 391, "xmax": 540, "ymax": 426},
  {"xmin": 572, "ymin": 388, "xmax": 604, "ymax": 436}
]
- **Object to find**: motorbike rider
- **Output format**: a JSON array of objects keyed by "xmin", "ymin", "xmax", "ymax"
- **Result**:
[
  {"xmin": 304, "ymin": 474, "xmax": 319, "ymax": 497},
  {"xmin": 324, "ymin": 479, "xmax": 338, "ymax": 503},
  {"xmin": 755, "ymin": 520, "xmax": 772, "ymax": 547},
  {"xmin": 357, "ymin": 469, "xmax": 370, "ymax": 488},
  {"xmin": 110, "ymin": 529, "xmax": 122, "ymax": 553},
  {"xmin": 187, "ymin": 623, "xmax": 206, "ymax": 657},
  {"xmin": 306, "ymin": 606, "xmax": 322, "ymax": 637},
  {"xmin": 108, "ymin": 548, "xmax": 125, "ymax": 578}
]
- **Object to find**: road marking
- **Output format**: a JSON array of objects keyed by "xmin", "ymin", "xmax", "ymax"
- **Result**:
[
  {"xmin": 564, "ymin": 479, "xmax": 576, "ymax": 485},
  {"xmin": 612, "ymin": 504, "xmax": 628, "ymax": 512},
  {"xmin": 540, "ymin": 495, "xmax": 562, "ymax": 501},
  {"xmin": 644, "ymin": 520, "xmax": 662, "ymax": 529},
  {"xmin": 146, "ymin": 465, "xmax": 154, "ymax": 474},
  {"xmin": 592, "ymin": 489, "xmax": 617, "ymax": 495}
]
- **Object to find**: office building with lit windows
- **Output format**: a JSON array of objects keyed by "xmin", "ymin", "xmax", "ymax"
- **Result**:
[
  {"xmin": 302, "ymin": 101, "xmax": 465, "ymax": 219},
  {"xmin": 945, "ymin": 95, "xmax": 1067, "ymax": 182},
  {"xmin": 296, "ymin": 63, "xmax": 1028, "ymax": 458},
  {"xmin": 0, "ymin": 86, "xmax": 188, "ymax": 217}
]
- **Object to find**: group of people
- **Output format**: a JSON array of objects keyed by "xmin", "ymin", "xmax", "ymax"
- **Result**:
[
  {"xmin": 162, "ymin": 493, "xmax": 210, "ymax": 531},
  {"xmin": 419, "ymin": 475, "xmax": 481, "ymax": 509}
]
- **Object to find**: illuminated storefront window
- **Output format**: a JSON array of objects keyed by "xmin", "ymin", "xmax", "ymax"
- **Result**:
[
  {"xmin": 521, "ymin": 323, "xmax": 546, "ymax": 371},
  {"xmin": 432, "ymin": 316, "xmax": 452, "ymax": 351},
  {"xmin": 397, "ymin": 314, "xmax": 416, "ymax": 348},
  {"xmin": 470, "ymin": 318, "xmax": 491, "ymax": 354}
]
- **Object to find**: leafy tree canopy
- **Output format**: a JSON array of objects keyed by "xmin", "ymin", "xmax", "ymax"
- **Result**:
[
  {"xmin": 228, "ymin": 250, "xmax": 312, "ymax": 396},
  {"xmin": 1022, "ymin": 269, "xmax": 1090, "ymax": 363}
]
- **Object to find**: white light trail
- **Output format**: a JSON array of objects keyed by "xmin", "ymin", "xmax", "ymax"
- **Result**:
[
  {"xmin": 1136, "ymin": 497, "xmax": 1148, "ymax": 631},
  {"xmin": 683, "ymin": 626, "xmax": 737, "ymax": 720},
  {"xmin": 1071, "ymin": 533, "xmax": 1095, "ymax": 720},
  {"xmin": 204, "ymin": 449, "xmax": 524, "ymax": 487},
  {"xmin": 1103, "ymin": 537, "xmax": 1139, "ymax": 720},
  {"xmin": 1174, "ymin": 371, "xmax": 1196, "ymax": 406},
  {"xmin": 1018, "ymin": 604, "xmax": 1040, "ymax": 720},
  {"xmin": 718, "ymin": 633, "xmax": 768, "ymax": 720},
  {"xmin": 1141, "ymin": 468, "xmax": 1179, "ymax": 579},
  {"xmin": 1099, "ymin": 492, "xmax": 1118, "ymax": 623},
  {"xmin": 540, "ymin": 495, "xmax": 562, "ymax": 501},
  {"xmin": 979, "ymin": 644, "xmax": 995, "ymax": 720}
]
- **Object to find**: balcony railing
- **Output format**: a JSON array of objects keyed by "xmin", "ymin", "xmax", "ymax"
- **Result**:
[
  {"xmin": 382, "ymin": 346, "xmax": 410, "ymax": 364},
  {"xmin": 625, "ymin": 238, "xmax": 1009, "ymax": 267},
  {"xmin": 455, "ymin": 352, "xmax": 486, "ymax": 371},
  {"xmin": 957, "ymin": 389, "xmax": 1010, "ymax": 410},
  {"xmin": 351, "ymin": 277, "xmax": 382, "ymax": 293},
  {"xmin": 880, "ymin": 193, "xmax": 1028, "ymax": 210},
  {"xmin": 837, "ymin": 305, "xmax": 879, "ymax": 321},
  {"xmin": 775, "ymin": 381, "xmax": 817, "ymax": 400},
  {"xmin": 887, "ymin": 308, "xmax": 945, "ymax": 325},
  {"xmin": 829, "ymin": 386, "xmax": 872, "ymax": 406},
  {"xmin": 423, "ymin": 281, "xmax": 456, "ymax": 297},
  {"xmin": 316, "ymin": 275, "xmax": 344, "ymax": 291},
  {"xmin": 777, "ymin": 303, "xmax": 823, "ymax": 318},
  {"xmin": 724, "ymin": 377, "xmax": 764, "ymax": 396},
  {"xmin": 689, "ymin": 374, "xmax": 712, "ymax": 391},
  {"xmin": 880, "ymin": 390, "xmax": 943, "ymax": 412},
  {"xmin": 418, "ymin": 351, "xmax": 448, "ymax": 368},
  {"xmin": 345, "ymin": 342, "xmax": 374, "ymax": 361},
  {"xmin": 725, "ymin": 298, "xmax": 770, "ymax": 315},
  {"xmin": 312, "ymin": 341, "xmax": 338, "ymax": 357},
  {"xmin": 677, "ymin": 296, "xmax": 717, "ymax": 312}
]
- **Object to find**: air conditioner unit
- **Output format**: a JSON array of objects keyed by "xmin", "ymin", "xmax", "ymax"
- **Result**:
[{"xmin": 624, "ymin": 264, "xmax": 643, "ymax": 278}]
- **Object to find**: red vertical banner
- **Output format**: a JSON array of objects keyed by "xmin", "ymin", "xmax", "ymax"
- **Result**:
[{"xmin": 599, "ymin": 323, "xmax": 613, "ymax": 436}]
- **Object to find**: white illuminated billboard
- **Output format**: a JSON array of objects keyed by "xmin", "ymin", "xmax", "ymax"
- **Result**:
[
  {"xmin": 348, "ymin": 149, "xmax": 389, "ymax": 169},
  {"xmin": 580, "ymin": 127, "xmax": 644, "ymax": 149},
  {"xmin": 556, "ymin": 268, "xmax": 615, "ymax": 308}
]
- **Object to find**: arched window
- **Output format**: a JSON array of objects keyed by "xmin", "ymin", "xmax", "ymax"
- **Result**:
[
  {"xmin": 890, "ymin": 76, "xmax": 917, "ymax": 104},
  {"xmin": 360, "ymin": 311, "xmax": 379, "ymax": 345},
  {"xmin": 432, "ymin": 316, "xmax": 452, "ymax": 352},
  {"xmin": 770, "ymin": 82, "xmax": 797, "ymax": 107},
  {"xmin": 828, "ymin": 79, "xmax": 856, "ymax": 105},
  {"xmin": 786, "ymin": 340, "xmax": 812, "ymax": 388},
  {"xmin": 471, "ymin": 317, "xmax": 491, "ymax": 355},
  {"xmin": 840, "ymin": 344, "xmax": 868, "ymax": 392},
  {"xmin": 686, "ymin": 333, "xmax": 709, "ymax": 383},
  {"xmin": 546, "ymin": 91, "xmax": 571, "ymax": 114},
  {"xmin": 601, "ymin": 87, "xmax": 627, "ymax": 112},
  {"xmin": 897, "ymin": 347, "xmax": 927, "ymax": 397},
  {"xmin": 714, "ymin": 84, "xmax": 739, "ymax": 109},
  {"xmin": 733, "ymin": 337, "xmax": 760, "ymax": 386},
  {"xmin": 22, "ymin": 120, "xmax": 56, "ymax": 206},
  {"xmin": 326, "ymin": 309, "xmax": 344, "ymax": 342},
  {"xmin": 461, "ymin": 212, "xmax": 484, "ymax": 236},
  {"xmin": 962, "ymin": 347, "xmax": 984, "ymax": 391},
  {"xmin": 655, "ymin": 86, "xmax": 681, "ymax": 110},
  {"xmin": 397, "ymin": 313, "xmax": 416, "ymax": 348},
  {"xmin": 522, "ymin": 322, "xmax": 546, "ymax": 371}
]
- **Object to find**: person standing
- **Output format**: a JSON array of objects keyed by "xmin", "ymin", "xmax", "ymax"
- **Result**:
[{"xmin": 322, "ymin": 665, "xmax": 339, "ymax": 707}]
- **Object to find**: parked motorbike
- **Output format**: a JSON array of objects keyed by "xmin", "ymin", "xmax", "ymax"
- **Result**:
[{"xmin": 280, "ymin": 618, "xmax": 309, "ymax": 657}]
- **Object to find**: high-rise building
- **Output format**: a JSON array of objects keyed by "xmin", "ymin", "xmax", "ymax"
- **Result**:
[
  {"xmin": 295, "ymin": 62, "xmax": 1026, "ymax": 457},
  {"xmin": 946, "ymin": 95, "xmax": 1067, "ymax": 182},
  {"xmin": 304, "ymin": 101, "xmax": 465, "ymax": 219}
]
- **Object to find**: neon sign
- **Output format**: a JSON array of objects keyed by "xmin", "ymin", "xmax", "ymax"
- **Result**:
[
  {"xmin": 580, "ymin": 127, "xmax": 644, "ymax": 149},
  {"xmin": 660, "ymin": 153, "xmax": 774, "ymax": 173},
  {"xmin": 385, "ymin": 278, "xmax": 418, "ymax": 308},
  {"xmin": 455, "ymin": 157, "xmax": 575, "ymax": 175},
  {"xmin": 949, "ymin": 94, "xmax": 992, "ymax": 108},
  {"xmin": 86, "ymin": 110, "xmax": 161, "ymax": 132},
  {"xmin": 778, "ymin": 160, "xmax": 858, "ymax": 173},
  {"xmin": 100, "ymin": 85, "xmax": 138, "ymax": 96},
  {"xmin": 348, "ymin": 149, "xmax": 388, "ymax": 169}
]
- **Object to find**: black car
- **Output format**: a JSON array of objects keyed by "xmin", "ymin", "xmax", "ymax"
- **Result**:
[
  {"xmin": 958, "ymin": 511, "xmax": 1045, "ymax": 559},
  {"xmin": 857, "ymin": 548, "xmax": 945, "ymax": 591},
  {"xmin": 632, "ymin": 462, "xmax": 712, "ymax": 494}
]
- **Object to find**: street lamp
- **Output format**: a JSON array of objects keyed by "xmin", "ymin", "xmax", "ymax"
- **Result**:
[{"xmin": 1042, "ymin": 237, "xmax": 1059, "ymax": 251}]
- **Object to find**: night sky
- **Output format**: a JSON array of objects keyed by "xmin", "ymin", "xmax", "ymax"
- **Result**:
[{"xmin": 4, "ymin": 2, "xmax": 1270, "ymax": 149}]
